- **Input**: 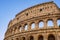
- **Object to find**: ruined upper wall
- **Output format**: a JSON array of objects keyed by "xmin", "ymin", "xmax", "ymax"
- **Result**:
[
  {"xmin": 16, "ymin": 1, "xmax": 59, "ymax": 17},
  {"xmin": 8, "ymin": 1, "xmax": 60, "ymax": 28}
]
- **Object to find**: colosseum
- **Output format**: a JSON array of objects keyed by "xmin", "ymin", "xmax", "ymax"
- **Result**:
[{"xmin": 4, "ymin": 1, "xmax": 60, "ymax": 40}]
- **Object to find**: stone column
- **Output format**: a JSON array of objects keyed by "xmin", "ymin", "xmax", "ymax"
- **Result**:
[
  {"xmin": 26, "ymin": 35, "xmax": 29, "ymax": 40},
  {"xmin": 17, "ymin": 26, "xmax": 20, "ymax": 33},
  {"xmin": 44, "ymin": 19, "xmax": 47, "ymax": 29},
  {"xmin": 28, "ymin": 22, "xmax": 31, "ymax": 31},
  {"xmin": 35, "ymin": 20, "xmax": 39, "ymax": 30},
  {"xmin": 21, "ymin": 25, "xmax": 24, "ymax": 32},
  {"xmin": 15, "ymin": 28, "xmax": 18, "ymax": 33},
  {"xmin": 19, "ymin": 37, "xmax": 22, "ymax": 40},
  {"xmin": 15, "ymin": 26, "xmax": 20, "ymax": 33},
  {"xmin": 55, "ymin": 32, "xmax": 60, "ymax": 40},
  {"xmin": 44, "ymin": 33, "xmax": 48, "ymax": 40},
  {"xmin": 53, "ymin": 18, "xmax": 57, "ymax": 28},
  {"xmin": 34, "ymin": 34, "xmax": 38, "ymax": 40},
  {"xmin": 12, "ymin": 28, "xmax": 15, "ymax": 34}
]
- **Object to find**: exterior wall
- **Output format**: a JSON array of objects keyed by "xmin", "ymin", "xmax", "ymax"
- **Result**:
[
  {"xmin": 4, "ymin": 1, "xmax": 60, "ymax": 40},
  {"xmin": 8, "ymin": 1, "xmax": 60, "ymax": 28}
]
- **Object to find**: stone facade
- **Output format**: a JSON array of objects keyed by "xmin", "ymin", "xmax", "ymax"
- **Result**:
[{"xmin": 4, "ymin": 1, "xmax": 60, "ymax": 40}]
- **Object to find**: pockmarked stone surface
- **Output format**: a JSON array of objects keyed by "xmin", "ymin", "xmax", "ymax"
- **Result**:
[{"xmin": 4, "ymin": 1, "xmax": 60, "ymax": 40}]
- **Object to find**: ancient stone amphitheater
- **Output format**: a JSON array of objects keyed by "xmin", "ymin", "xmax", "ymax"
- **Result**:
[{"xmin": 4, "ymin": 1, "xmax": 60, "ymax": 40}]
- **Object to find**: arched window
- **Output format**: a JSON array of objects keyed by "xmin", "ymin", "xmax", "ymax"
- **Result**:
[
  {"xmin": 18, "ymin": 25, "xmax": 22, "ymax": 32},
  {"xmin": 57, "ymin": 19, "xmax": 60, "ymax": 27},
  {"xmin": 38, "ymin": 35, "xmax": 43, "ymax": 40},
  {"xmin": 22, "ymin": 37, "xmax": 25, "ymax": 40},
  {"xmin": 39, "ymin": 21, "xmax": 44, "ymax": 28},
  {"xmin": 30, "ymin": 36, "xmax": 34, "ymax": 40},
  {"xmin": 20, "ymin": 27, "xmax": 22, "ymax": 32},
  {"xmin": 48, "ymin": 34, "xmax": 55, "ymax": 40},
  {"xmin": 47, "ymin": 20, "xmax": 54, "ymax": 27},
  {"xmin": 31, "ymin": 23, "xmax": 35, "ymax": 29},
  {"xmin": 24, "ymin": 24, "xmax": 28, "ymax": 31}
]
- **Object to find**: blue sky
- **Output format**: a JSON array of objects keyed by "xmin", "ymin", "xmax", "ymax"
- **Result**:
[{"xmin": 0, "ymin": 0, "xmax": 60, "ymax": 40}]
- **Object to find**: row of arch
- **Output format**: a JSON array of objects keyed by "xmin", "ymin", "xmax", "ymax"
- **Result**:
[
  {"xmin": 11, "ymin": 34, "xmax": 55, "ymax": 40},
  {"xmin": 6, "ymin": 18, "xmax": 60, "ymax": 35},
  {"xmin": 20, "ymin": 19, "xmax": 60, "ymax": 31}
]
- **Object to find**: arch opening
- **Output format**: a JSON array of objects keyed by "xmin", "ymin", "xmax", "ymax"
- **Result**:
[
  {"xmin": 31, "ymin": 23, "xmax": 35, "ymax": 29},
  {"xmin": 47, "ymin": 20, "xmax": 54, "ymax": 27},
  {"xmin": 39, "ymin": 21, "xmax": 44, "ymax": 28},
  {"xmin": 16, "ymin": 38, "xmax": 19, "ymax": 40},
  {"xmin": 38, "ymin": 35, "xmax": 43, "ymax": 40},
  {"xmin": 48, "ymin": 34, "xmax": 55, "ymax": 40},
  {"xmin": 20, "ymin": 27, "xmax": 22, "ymax": 32},
  {"xmin": 57, "ymin": 19, "xmax": 60, "ymax": 27},
  {"xmin": 24, "ymin": 24, "xmax": 28, "ymax": 31},
  {"xmin": 22, "ymin": 37, "xmax": 25, "ymax": 40},
  {"xmin": 30, "ymin": 36, "xmax": 34, "ymax": 40}
]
